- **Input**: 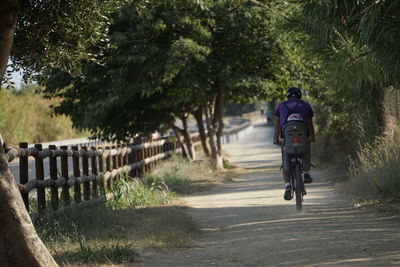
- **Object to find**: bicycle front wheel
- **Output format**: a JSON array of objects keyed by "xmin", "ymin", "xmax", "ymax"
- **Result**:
[{"xmin": 294, "ymin": 163, "xmax": 303, "ymax": 211}]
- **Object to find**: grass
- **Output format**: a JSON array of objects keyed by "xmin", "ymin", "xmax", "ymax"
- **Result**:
[
  {"xmin": 345, "ymin": 129, "xmax": 400, "ymax": 203},
  {"xmin": 144, "ymin": 155, "xmax": 220, "ymax": 194},
  {"xmin": 33, "ymin": 174, "xmax": 199, "ymax": 266},
  {"xmin": 33, "ymin": 155, "xmax": 234, "ymax": 265},
  {"xmin": 36, "ymin": 204, "xmax": 199, "ymax": 266}
]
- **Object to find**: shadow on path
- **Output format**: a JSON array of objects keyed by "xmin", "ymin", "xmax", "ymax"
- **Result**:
[{"xmin": 137, "ymin": 123, "xmax": 400, "ymax": 266}]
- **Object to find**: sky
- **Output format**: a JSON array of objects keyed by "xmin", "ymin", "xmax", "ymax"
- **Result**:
[{"xmin": 7, "ymin": 59, "xmax": 23, "ymax": 89}]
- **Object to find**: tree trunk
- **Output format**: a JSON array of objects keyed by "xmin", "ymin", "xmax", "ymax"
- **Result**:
[
  {"xmin": 0, "ymin": 1, "xmax": 18, "ymax": 79},
  {"xmin": 192, "ymin": 108, "xmax": 210, "ymax": 157},
  {"xmin": 0, "ymin": 3, "xmax": 58, "ymax": 266},
  {"xmin": 215, "ymin": 87, "xmax": 225, "ymax": 158},
  {"xmin": 173, "ymin": 115, "xmax": 196, "ymax": 161},
  {"xmin": 204, "ymin": 97, "xmax": 223, "ymax": 169},
  {"xmin": 213, "ymin": 87, "xmax": 225, "ymax": 170},
  {"xmin": 180, "ymin": 115, "xmax": 196, "ymax": 160},
  {"xmin": 172, "ymin": 126, "xmax": 190, "ymax": 160},
  {"xmin": 0, "ymin": 144, "xmax": 58, "ymax": 266}
]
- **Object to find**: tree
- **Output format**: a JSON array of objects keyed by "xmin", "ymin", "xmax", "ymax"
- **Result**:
[
  {"xmin": 46, "ymin": 0, "xmax": 282, "ymax": 169},
  {"xmin": 0, "ymin": 1, "xmax": 123, "ymax": 265},
  {"xmin": 282, "ymin": 1, "xmax": 400, "ymax": 152},
  {"xmin": 0, "ymin": 1, "xmax": 58, "ymax": 265}
]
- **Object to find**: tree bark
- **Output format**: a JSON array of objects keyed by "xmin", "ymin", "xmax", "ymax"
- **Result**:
[
  {"xmin": 0, "ymin": 2, "xmax": 58, "ymax": 266},
  {"xmin": 213, "ymin": 88, "xmax": 224, "ymax": 170},
  {"xmin": 0, "ymin": 1, "xmax": 18, "ymax": 79},
  {"xmin": 205, "ymin": 96, "xmax": 223, "ymax": 169},
  {"xmin": 192, "ymin": 108, "xmax": 210, "ymax": 157},
  {"xmin": 172, "ymin": 127, "xmax": 189, "ymax": 160},
  {"xmin": 0, "ymin": 144, "xmax": 58, "ymax": 266},
  {"xmin": 215, "ymin": 87, "xmax": 225, "ymax": 157},
  {"xmin": 173, "ymin": 115, "xmax": 196, "ymax": 161}
]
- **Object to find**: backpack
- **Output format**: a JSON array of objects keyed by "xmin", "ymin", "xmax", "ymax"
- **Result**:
[
  {"xmin": 282, "ymin": 101, "xmax": 308, "ymax": 154},
  {"xmin": 284, "ymin": 101, "xmax": 305, "ymax": 124}
]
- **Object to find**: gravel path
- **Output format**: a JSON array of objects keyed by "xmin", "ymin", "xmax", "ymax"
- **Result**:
[{"xmin": 138, "ymin": 123, "xmax": 400, "ymax": 266}]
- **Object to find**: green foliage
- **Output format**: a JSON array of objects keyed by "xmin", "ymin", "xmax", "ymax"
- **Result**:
[
  {"xmin": 107, "ymin": 176, "xmax": 172, "ymax": 210},
  {"xmin": 281, "ymin": 1, "xmax": 397, "ymax": 157},
  {"xmin": 45, "ymin": 0, "xmax": 284, "ymax": 142},
  {"xmin": 224, "ymin": 102, "xmax": 257, "ymax": 116},
  {"xmin": 0, "ymin": 85, "xmax": 85, "ymax": 146},
  {"xmin": 8, "ymin": 0, "xmax": 124, "ymax": 82}
]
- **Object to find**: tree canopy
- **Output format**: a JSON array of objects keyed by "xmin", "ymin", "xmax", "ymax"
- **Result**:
[
  {"xmin": 46, "ymin": 0, "xmax": 282, "ymax": 142},
  {"xmin": 4, "ymin": 0, "xmax": 124, "ymax": 84}
]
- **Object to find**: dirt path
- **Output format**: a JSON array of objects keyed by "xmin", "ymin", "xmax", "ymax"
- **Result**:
[{"xmin": 137, "ymin": 123, "xmax": 400, "ymax": 266}]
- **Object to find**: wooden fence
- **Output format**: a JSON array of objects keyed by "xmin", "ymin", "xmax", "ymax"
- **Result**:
[{"xmin": 5, "ymin": 137, "xmax": 192, "ymax": 215}]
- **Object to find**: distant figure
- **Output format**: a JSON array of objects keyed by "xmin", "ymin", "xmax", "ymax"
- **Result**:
[{"xmin": 266, "ymin": 109, "xmax": 272, "ymax": 125}]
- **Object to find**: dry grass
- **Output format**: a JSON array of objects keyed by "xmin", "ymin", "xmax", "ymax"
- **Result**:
[
  {"xmin": 37, "ymin": 202, "xmax": 199, "ymax": 266},
  {"xmin": 36, "ymin": 155, "xmax": 234, "ymax": 265},
  {"xmin": 144, "ymin": 155, "xmax": 224, "ymax": 194},
  {"xmin": 345, "ymin": 128, "xmax": 400, "ymax": 203},
  {"xmin": 0, "ymin": 85, "xmax": 86, "ymax": 146}
]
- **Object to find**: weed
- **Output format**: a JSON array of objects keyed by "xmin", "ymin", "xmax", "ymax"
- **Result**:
[
  {"xmin": 223, "ymin": 158, "xmax": 236, "ymax": 169},
  {"xmin": 107, "ymin": 176, "xmax": 172, "ymax": 209}
]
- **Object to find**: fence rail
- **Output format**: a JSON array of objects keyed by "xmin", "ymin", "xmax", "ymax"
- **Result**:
[
  {"xmin": 6, "ymin": 137, "xmax": 189, "ymax": 215},
  {"xmin": 6, "ymin": 119, "xmax": 254, "ymax": 216}
]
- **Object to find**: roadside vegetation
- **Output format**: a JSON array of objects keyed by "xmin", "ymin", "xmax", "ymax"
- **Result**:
[
  {"xmin": 35, "ymin": 154, "xmax": 231, "ymax": 265},
  {"xmin": 0, "ymin": 84, "xmax": 85, "ymax": 146},
  {"xmin": 144, "ymin": 155, "xmax": 220, "ymax": 194},
  {"xmin": 345, "ymin": 127, "xmax": 400, "ymax": 203}
]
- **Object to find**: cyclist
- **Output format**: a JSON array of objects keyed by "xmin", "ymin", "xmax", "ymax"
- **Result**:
[{"xmin": 273, "ymin": 87, "xmax": 316, "ymax": 200}]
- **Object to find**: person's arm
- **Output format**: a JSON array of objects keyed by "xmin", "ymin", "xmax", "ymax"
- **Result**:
[
  {"xmin": 273, "ymin": 116, "xmax": 281, "ymax": 144},
  {"xmin": 308, "ymin": 117, "xmax": 316, "ymax": 143}
]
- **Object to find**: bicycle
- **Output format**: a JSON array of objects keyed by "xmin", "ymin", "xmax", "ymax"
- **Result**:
[{"xmin": 282, "ymin": 121, "xmax": 309, "ymax": 211}]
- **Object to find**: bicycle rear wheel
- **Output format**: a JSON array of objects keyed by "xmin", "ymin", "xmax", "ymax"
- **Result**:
[{"xmin": 294, "ymin": 163, "xmax": 303, "ymax": 211}]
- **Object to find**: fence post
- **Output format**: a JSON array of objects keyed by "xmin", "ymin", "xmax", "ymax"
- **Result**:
[
  {"xmin": 141, "ymin": 141, "xmax": 146, "ymax": 174},
  {"xmin": 112, "ymin": 145, "xmax": 118, "ymax": 182},
  {"xmin": 34, "ymin": 144, "xmax": 45, "ymax": 212},
  {"xmin": 98, "ymin": 147, "xmax": 105, "ymax": 192},
  {"xmin": 91, "ymin": 147, "xmax": 99, "ymax": 198},
  {"xmin": 72, "ymin": 145, "xmax": 82, "ymax": 203},
  {"xmin": 19, "ymin": 142, "xmax": 29, "ymax": 211},
  {"xmin": 49, "ymin": 145, "xmax": 59, "ymax": 210},
  {"xmin": 105, "ymin": 146, "xmax": 112, "ymax": 190},
  {"xmin": 131, "ymin": 145, "xmax": 137, "ymax": 177},
  {"xmin": 122, "ymin": 144, "xmax": 127, "ymax": 167},
  {"xmin": 60, "ymin": 145, "xmax": 70, "ymax": 205},
  {"xmin": 82, "ymin": 146, "xmax": 90, "ymax": 201}
]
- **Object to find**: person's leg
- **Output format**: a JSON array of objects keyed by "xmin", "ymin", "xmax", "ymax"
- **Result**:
[
  {"xmin": 303, "ymin": 144, "xmax": 312, "ymax": 183},
  {"xmin": 282, "ymin": 147, "xmax": 293, "ymax": 200}
]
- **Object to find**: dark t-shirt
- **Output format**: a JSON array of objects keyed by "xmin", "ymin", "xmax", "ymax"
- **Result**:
[{"xmin": 275, "ymin": 99, "xmax": 314, "ymax": 130}]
